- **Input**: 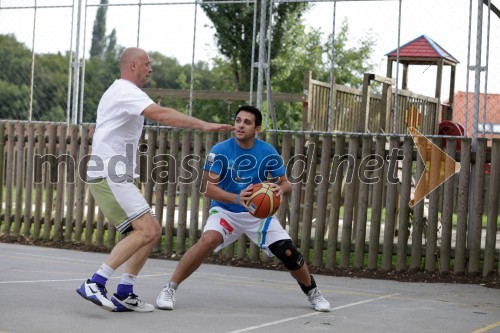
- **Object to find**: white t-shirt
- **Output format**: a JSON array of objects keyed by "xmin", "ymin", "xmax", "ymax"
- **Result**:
[{"xmin": 87, "ymin": 79, "xmax": 154, "ymax": 180}]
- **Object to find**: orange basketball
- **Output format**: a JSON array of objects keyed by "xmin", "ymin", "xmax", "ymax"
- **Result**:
[{"xmin": 245, "ymin": 182, "xmax": 281, "ymax": 219}]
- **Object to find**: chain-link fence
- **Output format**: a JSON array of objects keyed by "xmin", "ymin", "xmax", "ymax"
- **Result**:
[
  {"xmin": 0, "ymin": 0, "xmax": 499, "ymax": 138},
  {"xmin": 0, "ymin": 0, "xmax": 499, "ymax": 275}
]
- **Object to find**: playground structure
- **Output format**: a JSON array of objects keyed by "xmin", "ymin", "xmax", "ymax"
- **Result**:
[
  {"xmin": 304, "ymin": 35, "xmax": 461, "ymax": 135},
  {"xmin": 303, "ymin": 71, "xmax": 440, "ymax": 134}
]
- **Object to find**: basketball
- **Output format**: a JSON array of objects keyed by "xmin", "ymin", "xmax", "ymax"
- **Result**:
[{"xmin": 245, "ymin": 182, "xmax": 281, "ymax": 219}]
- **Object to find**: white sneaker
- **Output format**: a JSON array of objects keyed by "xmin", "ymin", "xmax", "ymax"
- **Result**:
[
  {"xmin": 307, "ymin": 287, "xmax": 331, "ymax": 312},
  {"xmin": 76, "ymin": 279, "xmax": 115, "ymax": 311},
  {"xmin": 111, "ymin": 293, "xmax": 155, "ymax": 312},
  {"xmin": 156, "ymin": 285, "xmax": 176, "ymax": 310}
]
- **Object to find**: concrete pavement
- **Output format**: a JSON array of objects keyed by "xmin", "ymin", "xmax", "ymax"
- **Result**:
[{"xmin": 0, "ymin": 242, "xmax": 499, "ymax": 333}]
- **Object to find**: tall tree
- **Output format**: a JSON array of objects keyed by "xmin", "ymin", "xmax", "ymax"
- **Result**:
[
  {"xmin": 268, "ymin": 18, "xmax": 377, "ymax": 129},
  {"xmin": 272, "ymin": 18, "xmax": 376, "ymax": 92},
  {"xmin": 323, "ymin": 19, "xmax": 376, "ymax": 88},
  {"xmin": 33, "ymin": 53, "xmax": 71, "ymax": 121},
  {"xmin": 105, "ymin": 29, "xmax": 118, "ymax": 56},
  {"xmin": 90, "ymin": 0, "xmax": 108, "ymax": 58},
  {"xmin": 0, "ymin": 34, "xmax": 38, "ymax": 120},
  {"xmin": 0, "ymin": 34, "xmax": 72, "ymax": 121},
  {"xmin": 201, "ymin": 1, "xmax": 309, "ymax": 91}
]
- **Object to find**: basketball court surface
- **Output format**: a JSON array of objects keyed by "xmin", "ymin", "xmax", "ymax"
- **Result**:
[{"xmin": 1, "ymin": 242, "xmax": 499, "ymax": 333}]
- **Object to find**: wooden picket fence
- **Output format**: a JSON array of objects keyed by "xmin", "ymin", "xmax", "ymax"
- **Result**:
[
  {"xmin": 0, "ymin": 121, "xmax": 498, "ymax": 277},
  {"xmin": 305, "ymin": 74, "xmax": 440, "ymax": 134}
]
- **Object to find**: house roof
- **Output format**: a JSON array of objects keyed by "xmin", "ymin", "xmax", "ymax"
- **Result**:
[
  {"xmin": 448, "ymin": 91, "xmax": 500, "ymax": 139},
  {"xmin": 386, "ymin": 35, "xmax": 459, "ymax": 64}
]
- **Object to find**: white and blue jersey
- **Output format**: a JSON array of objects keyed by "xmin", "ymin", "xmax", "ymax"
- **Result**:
[{"xmin": 204, "ymin": 137, "xmax": 286, "ymax": 213}]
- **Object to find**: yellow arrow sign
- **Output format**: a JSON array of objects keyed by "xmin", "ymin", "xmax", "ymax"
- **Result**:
[{"xmin": 409, "ymin": 127, "xmax": 461, "ymax": 208}]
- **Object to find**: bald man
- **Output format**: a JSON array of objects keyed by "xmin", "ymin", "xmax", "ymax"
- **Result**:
[{"xmin": 76, "ymin": 47, "xmax": 233, "ymax": 313}]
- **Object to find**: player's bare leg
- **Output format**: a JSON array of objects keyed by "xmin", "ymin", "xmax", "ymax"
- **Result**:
[
  {"xmin": 77, "ymin": 213, "xmax": 161, "ymax": 312},
  {"xmin": 156, "ymin": 230, "xmax": 223, "ymax": 310},
  {"xmin": 105, "ymin": 213, "xmax": 161, "ymax": 271}
]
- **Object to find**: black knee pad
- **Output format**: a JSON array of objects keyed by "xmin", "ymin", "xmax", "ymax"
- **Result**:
[{"xmin": 269, "ymin": 239, "xmax": 304, "ymax": 271}]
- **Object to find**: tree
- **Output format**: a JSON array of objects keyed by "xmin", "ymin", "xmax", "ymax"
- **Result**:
[
  {"xmin": 273, "ymin": 18, "xmax": 376, "ymax": 93},
  {"xmin": 0, "ymin": 34, "xmax": 74, "ymax": 121},
  {"xmin": 84, "ymin": 0, "xmax": 122, "ymax": 122},
  {"xmin": 33, "ymin": 52, "xmax": 71, "ymax": 121},
  {"xmin": 322, "ymin": 18, "xmax": 376, "ymax": 88},
  {"xmin": 90, "ymin": 0, "xmax": 109, "ymax": 58},
  {"xmin": 0, "ymin": 80, "xmax": 30, "ymax": 120},
  {"xmin": 268, "ymin": 18, "xmax": 376, "ymax": 129},
  {"xmin": 105, "ymin": 29, "xmax": 118, "ymax": 56},
  {"xmin": 201, "ymin": 1, "xmax": 309, "ymax": 91},
  {"xmin": 146, "ymin": 52, "xmax": 238, "ymax": 122},
  {"xmin": 0, "ymin": 34, "xmax": 32, "ymax": 87},
  {"xmin": 200, "ymin": 3, "xmax": 377, "ymax": 129},
  {"xmin": 271, "ymin": 25, "xmax": 324, "ymax": 93},
  {"xmin": 0, "ymin": 34, "xmax": 39, "ymax": 120}
]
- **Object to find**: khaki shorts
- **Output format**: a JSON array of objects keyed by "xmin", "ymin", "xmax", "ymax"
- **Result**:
[
  {"xmin": 203, "ymin": 206, "xmax": 290, "ymax": 256},
  {"xmin": 88, "ymin": 177, "xmax": 151, "ymax": 234}
]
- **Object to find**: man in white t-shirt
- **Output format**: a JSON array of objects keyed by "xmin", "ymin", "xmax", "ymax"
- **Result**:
[{"xmin": 76, "ymin": 47, "xmax": 233, "ymax": 312}]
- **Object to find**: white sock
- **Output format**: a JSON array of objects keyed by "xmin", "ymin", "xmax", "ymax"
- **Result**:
[
  {"xmin": 95, "ymin": 263, "xmax": 114, "ymax": 279},
  {"xmin": 121, "ymin": 273, "xmax": 137, "ymax": 285}
]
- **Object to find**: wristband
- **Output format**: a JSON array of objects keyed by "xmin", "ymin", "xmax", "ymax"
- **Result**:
[{"xmin": 235, "ymin": 193, "xmax": 240, "ymax": 205}]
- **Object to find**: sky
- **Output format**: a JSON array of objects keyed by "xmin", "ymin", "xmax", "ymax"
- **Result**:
[
  {"xmin": 0, "ymin": 0, "xmax": 499, "ymax": 99},
  {"xmin": 302, "ymin": 0, "xmax": 500, "ymax": 98}
]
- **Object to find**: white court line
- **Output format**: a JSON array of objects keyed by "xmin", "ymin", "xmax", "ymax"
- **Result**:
[
  {"xmin": 190, "ymin": 271, "xmax": 384, "ymax": 293},
  {"xmin": 0, "ymin": 273, "xmax": 169, "ymax": 284},
  {"xmin": 0, "ymin": 248, "xmax": 384, "ymax": 293},
  {"xmin": 226, "ymin": 293, "xmax": 401, "ymax": 333},
  {"xmin": 0, "ymin": 250, "xmax": 103, "ymax": 264},
  {"xmin": 0, "ymin": 250, "xmax": 382, "ymax": 294}
]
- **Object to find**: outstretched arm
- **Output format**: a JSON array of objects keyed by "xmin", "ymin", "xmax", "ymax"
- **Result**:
[{"xmin": 142, "ymin": 103, "xmax": 234, "ymax": 132}]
